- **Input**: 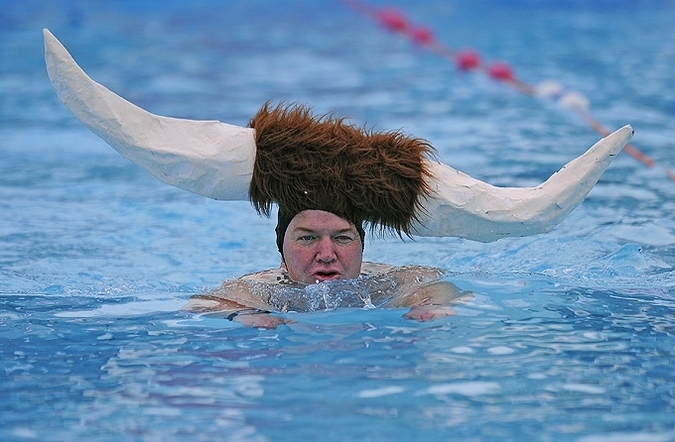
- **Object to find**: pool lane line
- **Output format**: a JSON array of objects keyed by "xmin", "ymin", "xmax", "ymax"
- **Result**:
[{"xmin": 339, "ymin": 0, "xmax": 674, "ymax": 181}]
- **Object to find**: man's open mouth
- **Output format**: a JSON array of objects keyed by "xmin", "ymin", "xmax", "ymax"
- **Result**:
[{"xmin": 314, "ymin": 271, "xmax": 341, "ymax": 281}]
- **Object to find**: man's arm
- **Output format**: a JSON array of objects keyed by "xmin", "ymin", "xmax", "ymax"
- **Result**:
[
  {"xmin": 183, "ymin": 279, "xmax": 293, "ymax": 329},
  {"xmin": 382, "ymin": 268, "xmax": 472, "ymax": 322}
]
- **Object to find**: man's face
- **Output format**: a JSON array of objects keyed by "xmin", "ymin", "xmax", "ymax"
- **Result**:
[{"xmin": 282, "ymin": 210, "xmax": 363, "ymax": 284}]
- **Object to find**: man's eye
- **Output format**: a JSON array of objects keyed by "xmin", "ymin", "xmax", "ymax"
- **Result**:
[
  {"xmin": 334, "ymin": 235, "xmax": 355, "ymax": 244},
  {"xmin": 298, "ymin": 235, "xmax": 315, "ymax": 242}
]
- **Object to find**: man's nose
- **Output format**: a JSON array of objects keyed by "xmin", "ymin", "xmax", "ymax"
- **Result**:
[{"xmin": 315, "ymin": 237, "xmax": 337, "ymax": 262}]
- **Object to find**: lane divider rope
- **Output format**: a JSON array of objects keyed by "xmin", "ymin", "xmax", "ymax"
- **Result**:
[{"xmin": 339, "ymin": 0, "xmax": 674, "ymax": 180}]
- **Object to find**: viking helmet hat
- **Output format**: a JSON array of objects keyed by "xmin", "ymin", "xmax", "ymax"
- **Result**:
[{"xmin": 42, "ymin": 29, "xmax": 634, "ymax": 243}]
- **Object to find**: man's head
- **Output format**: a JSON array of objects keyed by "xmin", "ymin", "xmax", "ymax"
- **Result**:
[{"xmin": 277, "ymin": 210, "xmax": 364, "ymax": 284}]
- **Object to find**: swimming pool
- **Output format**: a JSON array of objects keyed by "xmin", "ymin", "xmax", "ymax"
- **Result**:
[{"xmin": 2, "ymin": 0, "xmax": 675, "ymax": 440}]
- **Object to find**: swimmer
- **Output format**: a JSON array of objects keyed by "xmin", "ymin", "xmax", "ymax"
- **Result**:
[{"xmin": 185, "ymin": 209, "xmax": 471, "ymax": 328}]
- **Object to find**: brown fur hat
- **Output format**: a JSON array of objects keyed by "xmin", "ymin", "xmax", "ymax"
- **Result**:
[{"xmin": 248, "ymin": 102, "xmax": 435, "ymax": 236}]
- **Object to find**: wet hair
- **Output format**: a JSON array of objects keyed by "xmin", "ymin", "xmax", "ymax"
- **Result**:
[{"xmin": 275, "ymin": 209, "xmax": 365, "ymax": 260}]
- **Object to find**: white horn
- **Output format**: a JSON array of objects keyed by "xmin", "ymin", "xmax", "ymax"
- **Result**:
[
  {"xmin": 44, "ymin": 29, "xmax": 632, "ymax": 242},
  {"xmin": 43, "ymin": 28, "xmax": 255, "ymax": 200},
  {"xmin": 414, "ymin": 125, "xmax": 634, "ymax": 241}
]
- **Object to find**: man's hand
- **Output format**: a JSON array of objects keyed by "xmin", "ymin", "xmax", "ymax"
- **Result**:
[
  {"xmin": 403, "ymin": 304, "xmax": 457, "ymax": 322},
  {"xmin": 234, "ymin": 312, "xmax": 294, "ymax": 329}
]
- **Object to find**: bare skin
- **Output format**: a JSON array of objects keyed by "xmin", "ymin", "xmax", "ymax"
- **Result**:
[
  {"xmin": 185, "ymin": 266, "xmax": 470, "ymax": 328},
  {"xmin": 184, "ymin": 210, "xmax": 471, "ymax": 328},
  {"xmin": 382, "ymin": 270, "xmax": 471, "ymax": 321},
  {"xmin": 281, "ymin": 210, "xmax": 363, "ymax": 283}
]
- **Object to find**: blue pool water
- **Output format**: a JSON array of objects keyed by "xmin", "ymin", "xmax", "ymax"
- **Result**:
[{"xmin": 2, "ymin": 0, "xmax": 675, "ymax": 440}]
